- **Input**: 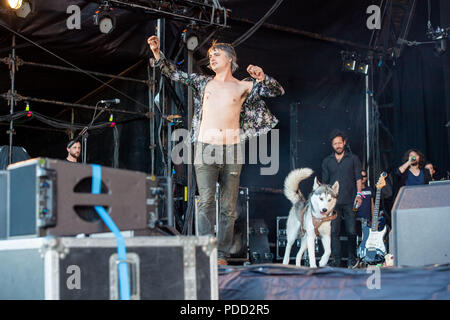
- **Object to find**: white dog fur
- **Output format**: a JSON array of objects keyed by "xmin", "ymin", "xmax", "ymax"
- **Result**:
[{"xmin": 282, "ymin": 168, "xmax": 339, "ymax": 267}]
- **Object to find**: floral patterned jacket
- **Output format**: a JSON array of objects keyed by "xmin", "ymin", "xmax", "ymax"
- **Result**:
[{"xmin": 151, "ymin": 52, "xmax": 285, "ymax": 143}]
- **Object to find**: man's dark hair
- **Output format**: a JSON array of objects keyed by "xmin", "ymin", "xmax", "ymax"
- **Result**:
[
  {"xmin": 67, "ymin": 140, "xmax": 81, "ymax": 149},
  {"xmin": 402, "ymin": 148, "xmax": 426, "ymax": 169},
  {"xmin": 329, "ymin": 129, "xmax": 346, "ymax": 143}
]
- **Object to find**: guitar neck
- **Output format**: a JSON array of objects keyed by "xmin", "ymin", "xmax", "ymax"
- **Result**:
[{"xmin": 371, "ymin": 188, "xmax": 381, "ymax": 231}]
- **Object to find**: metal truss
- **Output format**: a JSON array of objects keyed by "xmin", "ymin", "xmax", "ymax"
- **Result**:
[
  {"xmin": 365, "ymin": 0, "xmax": 418, "ymax": 181},
  {"xmin": 95, "ymin": 0, "xmax": 231, "ymax": 28}
]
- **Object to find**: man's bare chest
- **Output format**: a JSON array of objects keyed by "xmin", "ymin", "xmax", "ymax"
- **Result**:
[{"xmin": 203, "ymin": 80, "xmax": 251, "ymax": 104}]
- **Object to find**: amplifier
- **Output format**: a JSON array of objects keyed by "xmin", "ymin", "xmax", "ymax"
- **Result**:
[
  {"xmin": 249, "ymin": 219, "xmax": 273, "ymax": 264},
  {"xmin": 6, "ymin": 158, "xmax": 159, "ymax": 239},
  {"xmin": 390, "ymin": 183, "xmax": 450, "ymax": 267},
  {"xmin": 276, "ymin": 215, "xmax": 323, "ymax": 263}
]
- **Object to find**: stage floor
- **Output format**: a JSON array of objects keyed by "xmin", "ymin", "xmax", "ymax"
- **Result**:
[{"xmin": 218, "ymin": 263, "xmax": 450, "ymax": 300}]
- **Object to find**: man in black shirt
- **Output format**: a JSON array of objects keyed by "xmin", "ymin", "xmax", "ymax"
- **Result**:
[
  {"xmin": 322, "ymin": 130, "xmax": 362, "ymax": 267},
  {"xmin": 66, "ymin": 140, "xmax": 81, "ymax": 163}
]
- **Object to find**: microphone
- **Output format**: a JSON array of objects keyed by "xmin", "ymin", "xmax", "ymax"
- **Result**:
[{"xmin": 99, "ymin": 98, "xmax": 120, "ymax": 104}]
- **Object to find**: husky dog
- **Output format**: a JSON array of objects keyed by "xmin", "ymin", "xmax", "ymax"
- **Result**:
[{"xmin": 282, "ymin": 168, "xmax": 339, "ymax": 267}]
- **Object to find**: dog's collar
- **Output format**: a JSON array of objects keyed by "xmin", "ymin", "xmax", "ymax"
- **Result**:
[
  {"xmin": 313, "ymin": 210, "xmax": 337, "ymax": 223},
  {"xmin": 312, "ymin": 210, "xmax": 338, "ymax": 236},
  {"xmin": 300, "ymin": 209, "xmax": 338, "ymax": 237}
]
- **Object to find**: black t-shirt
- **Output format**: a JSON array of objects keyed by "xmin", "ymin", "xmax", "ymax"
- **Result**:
[{"xmin": 322, "ymin": 151, "xmax": 363, "ymax": 205}]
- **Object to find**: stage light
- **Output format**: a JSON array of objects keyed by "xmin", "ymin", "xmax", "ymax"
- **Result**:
[
  {"xmin": 186, "ymin": 35, "xmax": 199, "ymax": 51},
  {"xmin": 8, "ymin": 0, "xmax": 22, "ymax": 9},
  {"xmin": 356, "ymin": 62, "xmax": 369, "ymax": 75},
  {"xmin": 15, "ymin": 1, "xmax": 31, "ymax": 18},
  {"xmin": 98, "ymin": 15, "xmax": 115, "ymax": 34},
  {"xmin": 341, "ymin": 51, "xmax": 357, "ymax": 72},
  {"xmin": 341, "ymin": 50, "xmax": 370, "ymax": 75},
  {"xmin": 93, "ymin": 1, "xmax": 116, "ymax": 34},
  {"xmin": 343, "ymin": 60, "xmax": 356, "ymax": 71},
  {"xmin": 5, "ymin": 0, "xmax": 33, "ymax": 18}
]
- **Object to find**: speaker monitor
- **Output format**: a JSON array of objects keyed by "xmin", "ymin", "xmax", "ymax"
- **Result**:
[
  {"xmin": 0, "ymin": 146, "xmax": 30, "ymax": 170},
  {"xmin": 390, "ymin": 183, "xmax": 450, "ymax": 267},
  {"xmin": 6, "ymin": 158, "xmax": 158, "ymax": 239}
]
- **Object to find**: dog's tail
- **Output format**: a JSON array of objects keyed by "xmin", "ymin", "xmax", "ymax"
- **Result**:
[{"xmin": 284, "ymin": 168, "xmax": 314, "ymax": 204}]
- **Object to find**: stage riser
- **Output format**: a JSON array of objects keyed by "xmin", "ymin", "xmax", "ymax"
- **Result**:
[
  {"xmin": 0, "ymin": 236, "xmax": 218, "ymax": 300},
  {"xmin": 218, "ymin": 264, "xmax": 450, "ymax": 300}
]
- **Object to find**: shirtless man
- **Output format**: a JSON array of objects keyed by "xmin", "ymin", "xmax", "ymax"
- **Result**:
[{"xmin": 148, "ymin": 36, "xmax": 284, "ymax": 265}]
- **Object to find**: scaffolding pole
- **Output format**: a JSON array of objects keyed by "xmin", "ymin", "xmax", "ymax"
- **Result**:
[{"xmin": 7, "ymin": 35, "xmax": 16, "ymax": 165}]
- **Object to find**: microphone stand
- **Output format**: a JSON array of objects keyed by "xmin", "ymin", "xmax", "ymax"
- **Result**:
[{"xmin": 70, "ymin": 102, "xmax": 110, "ymax": 164}]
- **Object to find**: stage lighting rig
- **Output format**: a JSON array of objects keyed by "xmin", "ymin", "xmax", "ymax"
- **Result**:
[
  {"xmin": 94, "ymin": 1, "xmax": 116, "ymax": 34},
  {"xmin": 426, "ymin": 23, "xmax": 449, "ymax": 57},
  {"xmin": 425, "ymin": 1, "xmax": 449, "ymax": 57},
  {"xmin": 180, "ymin": 28, "xmax": 199, "ymax": 51},
  {"xmin": 341, "ymin": 51, "xmax": 370, "ymax": 75},
  {"xmin": 341, "ymin": 51, "xmax": 357, "ymax": 72},
  {"xmin": 89, "ymin": 0, "xmax": 231, "ymax": 28}
]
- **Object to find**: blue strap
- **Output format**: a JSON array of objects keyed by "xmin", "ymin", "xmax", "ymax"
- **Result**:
[{"xmin": 91, "ymin": 164, "xmax": 130, "ymax": 300}]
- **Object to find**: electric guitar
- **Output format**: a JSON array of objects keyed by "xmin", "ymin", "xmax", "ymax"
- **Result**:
[{"xmin": 357, "ymin": 172, "xmax": 388, "ymax": 265}]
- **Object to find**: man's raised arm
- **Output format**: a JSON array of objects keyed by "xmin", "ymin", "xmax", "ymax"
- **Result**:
[
  {"xmin": 148, "ymin": 35, "xmax": 161, "ymax": 61},
  {"xmin": 247, "ymin": 64, "xmax": 285, "ymax": 98},
  {"xmin": 147, "ymin": 35, "xmax": 205, "ymax": 92}
]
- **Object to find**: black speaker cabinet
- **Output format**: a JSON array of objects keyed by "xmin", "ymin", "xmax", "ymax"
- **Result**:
[
  {"xmin": 249, "ymin": 219, "xmax": 273, "ymax": 264},
  {"xmin": 6, "ymin": 158, "xmax": 158, "ymax": 239},
  {"xmin": 390, "ymin": 183, "xmax": 450, "ymax": 267},
  {"xmin": 0, "ymin": 146, "xmax": 30, "ymax": 170}
]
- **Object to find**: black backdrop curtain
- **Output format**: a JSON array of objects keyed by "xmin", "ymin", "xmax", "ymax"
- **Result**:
[
  {"xmin": 392, "ymin": 0, "xmax": 449, "ymax": 179},
  {"xmin": 441, "ymin": 0, "xmax": 450, "ymax": 171}
]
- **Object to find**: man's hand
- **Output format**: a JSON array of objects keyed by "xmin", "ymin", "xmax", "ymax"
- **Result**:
[
  {"xmin": 147, "ymin": 35, "xmax": 161, "ymax": 60},
  {"xmin": 247, "ymin": 65, "xmax": 265, "ymax": 81},
  {"xmin": 355, "ymin": 196, "xmax": 363, "ymax": 208}
]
